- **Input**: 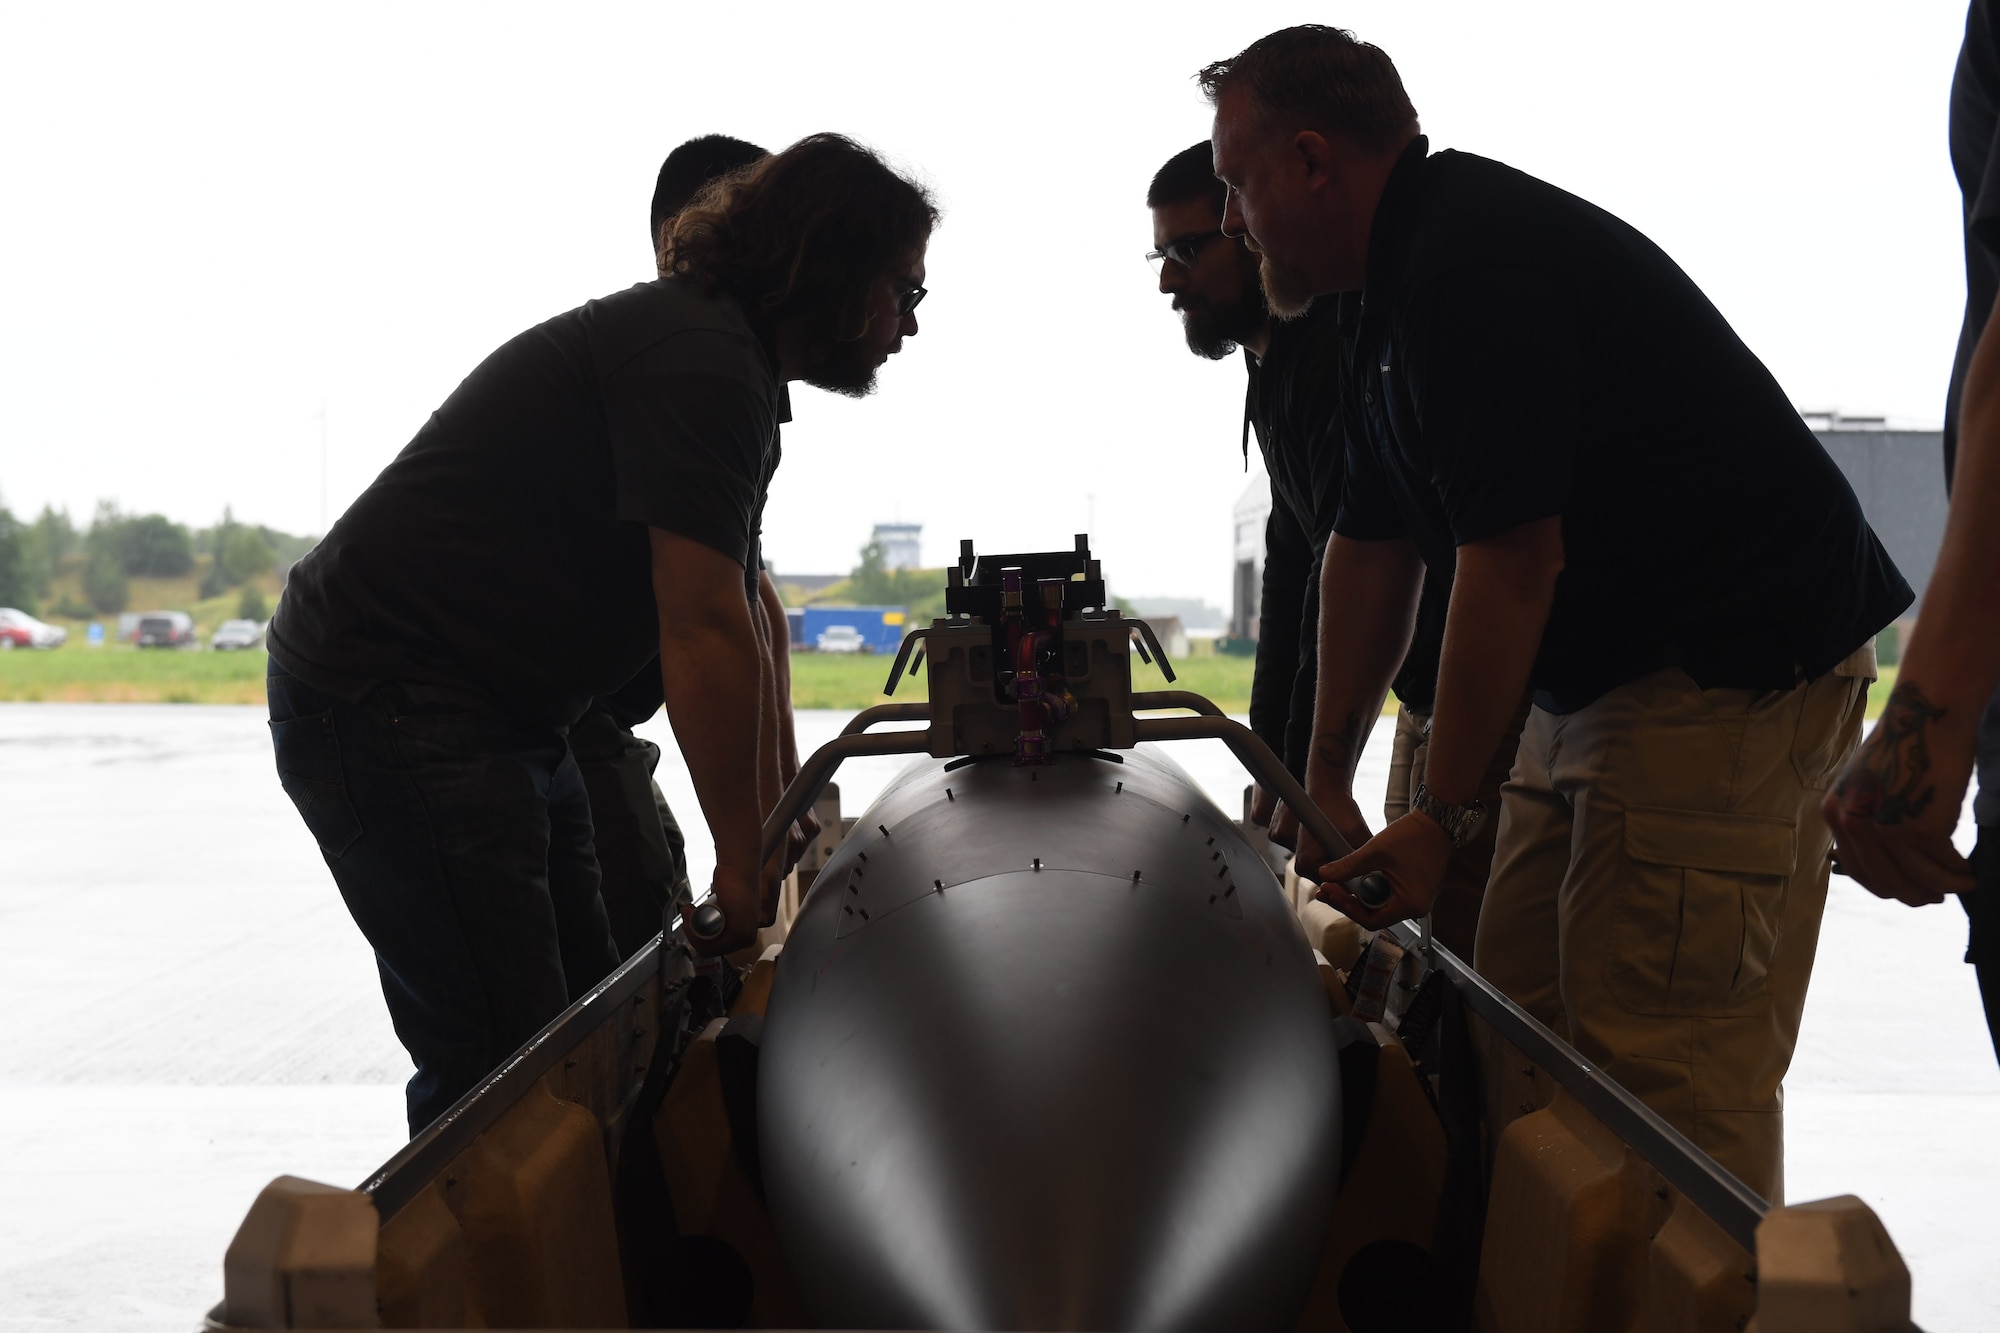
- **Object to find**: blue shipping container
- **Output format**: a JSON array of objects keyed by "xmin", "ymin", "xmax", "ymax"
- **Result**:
[{"xmin": 789, "ymin": 605, "xmax": 908, "ymax": 653}]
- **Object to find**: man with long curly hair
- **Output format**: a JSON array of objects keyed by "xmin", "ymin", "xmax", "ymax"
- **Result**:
[{"xmin": 266, "ymin": 133, "xmax": 935, "ymax": 1133}]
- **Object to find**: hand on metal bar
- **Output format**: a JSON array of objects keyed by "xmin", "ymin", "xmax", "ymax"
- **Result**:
[{"xmin": 1130, "ymin": 714, "xmax": 1393, "ymax": 913}]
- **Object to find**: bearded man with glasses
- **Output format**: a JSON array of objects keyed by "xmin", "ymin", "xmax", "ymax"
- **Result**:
[
  {"xmin": 265, "ymin": 134, "xmax": 935, "ymax": 1135},
  {"xmin": 1146, "ymin": 141, "xmax": 1510, "ymax": 957}
]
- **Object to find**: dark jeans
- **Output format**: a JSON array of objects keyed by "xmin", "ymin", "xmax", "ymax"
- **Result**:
[
  {"xmin": 569, "ymin": 704, "xmax": 692, "ymax": 959},
  {"xmin": 1968, "ymin": 827, "xmax": 2000, "ymax": 1069},
  {"xmin": 267, "ymin": 662, "xmax": 620, "ymax": 1134}
]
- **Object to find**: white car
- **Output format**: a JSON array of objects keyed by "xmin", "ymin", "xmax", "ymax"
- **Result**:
[
  {"xmin": 815, "ymin": 624, "xmax": 867, "ymax": 654},
  {"xmin": 0, "ymin": 607, "xmax": 67, "ymax": 649},
  {"xmin": 210, "ymin": 618, "xmax": 265, "ymax": 651}
]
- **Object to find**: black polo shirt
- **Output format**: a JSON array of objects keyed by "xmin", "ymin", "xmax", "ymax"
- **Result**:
[
  {"xmin": 1242, "ymin": 300, "xmax": 1455, "ymax": 779},
  {"xmin": 1248, "ymin": 302, "xmax": 1346, "ymax": 551},
  {"xmin": 1244, "ymin": 301, "xmax": 1344, "ymax": 775},
  {"xmin": 1334, "ymin": 138, "xmax": 1911, "ymax": 714},
  {"xmin": 270, "ymin": 277, "xmax": 787, "ymax": 729}
]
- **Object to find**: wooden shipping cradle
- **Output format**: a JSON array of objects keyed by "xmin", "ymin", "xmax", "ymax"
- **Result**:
[{"xmin": 207, "ymin": 541, "xmax": 1921, "ymax": 1332}]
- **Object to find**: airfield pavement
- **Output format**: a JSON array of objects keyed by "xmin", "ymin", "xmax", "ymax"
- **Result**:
[{"xmin": 1, "ymin": 702, "xmax": 1995, "ymax": 1330}]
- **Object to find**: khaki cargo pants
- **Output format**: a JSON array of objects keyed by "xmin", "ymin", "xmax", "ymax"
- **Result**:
[{"xmin": 1472, "ymin": 649, "xmax": 1874, "ymax": 1203}]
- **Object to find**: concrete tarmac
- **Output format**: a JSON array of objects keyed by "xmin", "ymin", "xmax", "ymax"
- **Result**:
[{"xmin": 1, "ymin": 703, "xmax": 1994, "ymax": 1330}]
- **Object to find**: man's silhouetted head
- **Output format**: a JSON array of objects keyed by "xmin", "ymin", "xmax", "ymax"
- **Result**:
[
  {"xmin": 1201, "ymin": 25, "xmax": 1419, "ymax": 308},
  {"xmin": 663, "ymin": 133, "xmax": 937, "ymax": 397},
  {"xmin": 652, "ymin": 134, "xmax": 768, "ymax": 265},
  {"xmin": 1148, "ymin": 142, "xmax": 1268, "ymax": 359}
]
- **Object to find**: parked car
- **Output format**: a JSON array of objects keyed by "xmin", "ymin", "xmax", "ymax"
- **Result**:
[
  {"xmin": 210, "ymin": 619, "xmax": 264, "ymax": 651},
  {"xmin": 815, "ymin": 624, "xmax": 867, "ymax": 654},
  {"xmin": 0, "ymin": 607, "xmax": 67, "ymax": 649},
  {"xmin": 134, "ymin": 611, "xmax": 196, "ymax": 648},
  {"xmin": 791, "ymin": 604, "xmax": 908, "ymax": 653}
]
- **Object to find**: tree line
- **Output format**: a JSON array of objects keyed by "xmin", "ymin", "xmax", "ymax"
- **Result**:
[{"xmin": 0, "ymin": 499, "xmax": 317, "ymax": 621}]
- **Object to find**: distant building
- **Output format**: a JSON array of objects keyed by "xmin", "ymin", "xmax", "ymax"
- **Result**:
[
  {"xmin": 1230, "ymin": 472, "xmax": 1271, "ymax": 640},
  {"xmin": 1146, "ymin": 615, "xmax": 1192, "ymax": 662},
  {"xmin": 1803, "ymin": 411, "xmax": 1946, "ymax": 605},
  {"xmin": 871, "ymin": 522, "xmax": 923, "ymax": 571}
]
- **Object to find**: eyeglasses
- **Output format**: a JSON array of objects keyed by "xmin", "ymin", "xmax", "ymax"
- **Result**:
[
  {"xmin": 897, "ymin": 284, "xmax": 928, "ymax": 317},
  {"xmin": 1146, "ymin": 230, "xmax": 1226, "ymax": 275}
]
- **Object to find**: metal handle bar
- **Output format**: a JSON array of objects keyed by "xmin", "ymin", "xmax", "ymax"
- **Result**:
[
  {"xmin": 1124, "ymin": 618, "xmax": 1178, "ymax": 683},
  {"xmin": 760, "ymin": 725, "xmax": 933, "ymax": 865},
  {"xmin": 881, "ymin": 628, "xmax": 931, "ymax": 696},
  {"xmin": 839, "ymin": 702, "xmax": 931, "ymax": 736},
  {"xmin": 686, "ymin": 901, "xmax": 729, "ymax": 941},
  {"xmin": 1386, "ymin": 923, "xmax": 1769, "ymax": 1250},
  {"xmin": 1131, "ymin": 714, "xmax": 1392, "ymax": 909},
  {"xmin": 1131, "ymin": 690, "xmax": 1224, "ymax": 717}
]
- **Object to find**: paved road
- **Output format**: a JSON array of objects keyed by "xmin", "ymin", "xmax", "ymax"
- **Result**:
[{"xmin": 1, "ymin": 703, "xmax": 1994, "ymax": 1329}]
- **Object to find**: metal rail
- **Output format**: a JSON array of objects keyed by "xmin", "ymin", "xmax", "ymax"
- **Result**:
[
  {"xmin": 358, "ymin": 932, "xmax": 668, "ymax": 1221},
  {"xmin": 1391, "ymin": 924, "xmax": 1769, "ymax": 1252},
  {"xmin": 1131, "ymin": 713, "xmax": 1393, "ymax": 907},
  {"xmin": 1131, "ymin": 690, "xmax": 1225, "ymax": 717},
  {"xmin": 839, "ymin": 701, "xmax": 931, "ymax": 736},
  {"xmin": 759, "ymin": 725, "xmax": 933, "ymax": 865}
]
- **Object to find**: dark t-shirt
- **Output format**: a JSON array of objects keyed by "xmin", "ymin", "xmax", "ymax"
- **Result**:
[
  {"xmin": 1246, "ymin": 298, "xmax": 1453, "ymax": 779},
  {"xmin": 1245, "ymin": 302, "xmax": 1345, "ymax": 775},
  {"xmin": 589, "ymin": 383, "xmax": 787, "ymax": 733},
  {"xmin": 1334, "ymin": 139, "xmax": 1911, "ymax": 714},
  {"xmin": 1248, "ymin": 303, "xmax": 1346, "ymax": 555},
  {"xmin": 269, "ymin": 278, "xmax": 786, "ymax": 729}
]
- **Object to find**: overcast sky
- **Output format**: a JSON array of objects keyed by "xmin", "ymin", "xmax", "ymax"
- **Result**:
[{"xmin": 0, "ymin": 1, "xmax": 1973, "ymax": 608}]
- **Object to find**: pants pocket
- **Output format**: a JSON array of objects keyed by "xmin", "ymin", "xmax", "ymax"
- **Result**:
[
  {"xmin": 1790, "ymin": 671, "xmax": 1869, "ymax": 792},
  {"xmin": 1609, "ymin": 805, "xmax": 1798, "ymax": 1015},
  {"xmin": 270, "ymin": 711, "xmax": 363, "ymax": 861}
]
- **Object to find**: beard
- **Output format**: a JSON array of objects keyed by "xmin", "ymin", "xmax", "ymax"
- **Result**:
[
  {"xmin": 1177, "ymin": 291, "xmax": 1268, "ymax": 360},
  {"xmin": 1176, "ymin": 248, "xmax": 1271, "ymax": 359},
  {"xmin": 801, "ymin": 337, "xmax": 889, "ymax": 399},
  {"xmin": 1257, "ymin": 252, "xmax": 1317, "ymax": 320}
]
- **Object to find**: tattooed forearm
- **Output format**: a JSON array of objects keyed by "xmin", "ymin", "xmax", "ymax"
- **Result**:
[
  {"xmin": 1832, "ymin": 682, "xmax": 1945, "ymax": 825},
  {"xmin": 1311, "ymin": 709, "xmax": 1369, "ymax": 781}
]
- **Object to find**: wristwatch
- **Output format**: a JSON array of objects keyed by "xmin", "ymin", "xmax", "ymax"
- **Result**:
[{"xmin": 1411, "ymin": 782, "xmax": 1486, "ymax": 847}]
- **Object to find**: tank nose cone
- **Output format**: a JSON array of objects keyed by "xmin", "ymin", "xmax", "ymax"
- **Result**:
[{"xmin": 758, "ymin": 755, "xmax": 1341, "ymax": 1331}]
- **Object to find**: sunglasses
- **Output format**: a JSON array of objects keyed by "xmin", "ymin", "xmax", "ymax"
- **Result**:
[
  {"xmin": 897, "ymin": 284, "xmax": 928, "ymax": 317},
  {"xmin": 1146, "ymin": 230, "xmax": 1226, "ymax": 276}
]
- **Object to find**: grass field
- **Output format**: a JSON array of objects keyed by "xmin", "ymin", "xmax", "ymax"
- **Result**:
[
  {"xmin": 0, "ymin": 644, "xmax": 271, "ymax": 703},
  {"xmin": 0, "ymin": 643, "xmax": 1266, "ymax": 709},
  {"xmin": 0, "ymin": 642, "xmax": 1902, "ymax": 718}
]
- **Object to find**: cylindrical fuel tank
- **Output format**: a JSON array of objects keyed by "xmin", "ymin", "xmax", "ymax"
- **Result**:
[{"xmin": 758, "ymin": 746, "xmax": 1341, "ymax": 1331}]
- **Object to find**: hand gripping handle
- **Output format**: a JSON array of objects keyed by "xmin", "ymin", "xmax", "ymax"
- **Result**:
[{"xmin": 1129, "ymin": 713, "xmax": 1392, "ymax": 912}]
